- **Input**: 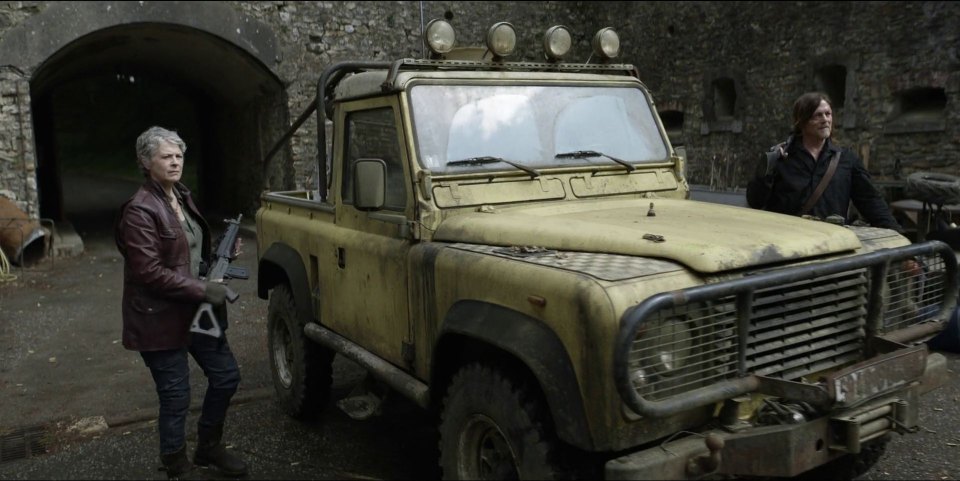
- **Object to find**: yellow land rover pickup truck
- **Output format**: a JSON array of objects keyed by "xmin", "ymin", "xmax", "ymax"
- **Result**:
[{"xmin": 256, "ymin": 20, "xmax": 958, "ymax": 480}]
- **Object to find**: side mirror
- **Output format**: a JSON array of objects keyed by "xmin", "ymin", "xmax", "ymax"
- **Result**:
[{"xmin": 354, "ymin": 158, "xmax": 386, "ymax": 211}]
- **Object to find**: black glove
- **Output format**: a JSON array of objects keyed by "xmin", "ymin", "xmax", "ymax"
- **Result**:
[{"xmin": 204, "ymin": 282, "xmax": 228, "ymax": 306}]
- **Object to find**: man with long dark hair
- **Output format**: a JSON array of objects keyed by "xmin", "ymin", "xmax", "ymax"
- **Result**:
[{"xmin": 747, "ymin": 92, "xmax": 901, "ymax": 230}]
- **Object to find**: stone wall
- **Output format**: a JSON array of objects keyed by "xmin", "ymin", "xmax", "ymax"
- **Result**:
[
  {"xmin": 602, "ymin": 1, "xmax": 960, "ymax": 192},
  {"xmin": 0, "ymin": 66, "xmax": 36, "ymax": 218},
  {"xmin": 0, "ymin": 0, "xmax": 36, "ymax": 214},
  {"xmin": 230, "ymin": 0, "xmax": 960, "ymax": 194},
  {"xmin": 1, "ymin": 1, "xmax": 958, "ymax": 219}
]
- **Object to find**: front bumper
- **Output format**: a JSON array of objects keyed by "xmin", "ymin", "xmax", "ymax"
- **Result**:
[{"xmin": 605, "ymin": 351, "xmax": 948, "ymax": 479}]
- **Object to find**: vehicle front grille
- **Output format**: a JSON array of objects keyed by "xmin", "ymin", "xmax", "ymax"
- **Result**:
[
  {"xmin": 629, "ymin": 269, "xmax": 869, "ymax": 401},
  {"xmin": 618, "ymin": 241, "xmax": 957, "ymax": 417},
  {"xmin": 747, "ymin": 269, "xmax": 867, "ymax": 380}
]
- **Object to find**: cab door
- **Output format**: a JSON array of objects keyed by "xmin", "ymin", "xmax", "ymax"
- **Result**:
[{"xmin": 330, "ymin": 97, "xmax": 413, "ymax": 367}]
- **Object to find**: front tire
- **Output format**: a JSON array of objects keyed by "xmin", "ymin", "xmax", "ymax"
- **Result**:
[
  {"xmin": 267, "ymin": 283, "xmax": 334, "ymax": 420},
  {"xmin": 438, "ymin": 363, "xmax": 568, "ymax": 480}
]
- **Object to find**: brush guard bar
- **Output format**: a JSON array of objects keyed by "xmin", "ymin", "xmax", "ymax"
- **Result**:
[{"xmin": 614, "ymin": 240, "xmax": 957, "ymax": 418}]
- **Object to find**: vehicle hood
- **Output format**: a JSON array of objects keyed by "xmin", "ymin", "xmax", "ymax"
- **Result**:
[{"xmin": 432, "ymin": 198, "xmax": 864, "ymax": 273}]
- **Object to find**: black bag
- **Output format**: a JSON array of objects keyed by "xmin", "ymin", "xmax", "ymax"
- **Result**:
[
  {"xmin": 746, "ymin": 138, "xmax": 790, "ymax": 209},
  {"xmin": 763, "ymin": 145, "xmax": 784, "ymax": 178}
]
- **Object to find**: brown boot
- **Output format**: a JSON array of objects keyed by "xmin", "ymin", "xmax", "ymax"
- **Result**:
[
  {"xmin": 160, "ymin": 445, "xmax": 192, "ymax": 479},
  {"xmin": 194, "ymin": 423, "xmax": 248, "ymax": 477}
]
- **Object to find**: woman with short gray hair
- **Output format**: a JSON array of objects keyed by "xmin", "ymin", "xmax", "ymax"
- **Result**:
[{"xmin": 116, "ymin": 125, "xmax": 247, "ymax": 478}]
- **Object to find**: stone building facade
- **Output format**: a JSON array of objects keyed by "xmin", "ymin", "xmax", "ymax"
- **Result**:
[
  {"xmin": 0, "ymin": 1, "xmax": 957, "ymax": 224},
  {"xmin": 606, "ymin": 1, "xmax": 960, "ymax": 195}
]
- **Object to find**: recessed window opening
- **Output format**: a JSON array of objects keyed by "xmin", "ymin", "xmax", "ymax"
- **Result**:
[
  {"xmin": 712, "ymin": 78, "xmax": 736, "ymax": 120},
  {"xmin": 815, "ymin": 64, "xmax": 847, "ymax": 108},
  {"xmin": 659, "ymin": 110, "xmax": 684, "ymax": 139},
  {"xmin": 896, "ymin": 87, "xmax": 946, "ymax": 122}
]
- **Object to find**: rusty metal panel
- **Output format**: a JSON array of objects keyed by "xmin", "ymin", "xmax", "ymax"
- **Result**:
[
  {"xmin": 720, "ymin": 418, "xmax": 836, "ymax": 477},
  {"xmin": 0, "ymin": 424, "xmax": 48, "ymax": 464},
  {"xmin": 606, "ymin": 421, "xmax": 839, "ymax": 479},
  {"xmin": 825, "ymin": 346, "xmax": 926, "ymax": 407}
]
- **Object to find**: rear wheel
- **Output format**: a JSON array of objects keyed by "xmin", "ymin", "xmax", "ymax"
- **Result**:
[
  {"xmin": 438, "ymin": 363, "xmax": 571, "ymax": 480},
  {"xmin": 267, "ymin": 283, "xmax": 334, "ymax": 420}
]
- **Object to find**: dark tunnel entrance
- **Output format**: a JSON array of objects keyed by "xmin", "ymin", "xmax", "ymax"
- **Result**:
[{"xmin": 30, "ymin": 23, "xmax": 287, "ymax": 241}]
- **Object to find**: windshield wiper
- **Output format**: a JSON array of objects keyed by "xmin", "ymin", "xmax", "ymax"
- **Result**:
[
  {"xmin": 446, "ymin": 156, "xmax": 541, "ymax": 177},
  {"xmin": 555, "ymin": 150, "xmax": 636, "ymax": 171}
]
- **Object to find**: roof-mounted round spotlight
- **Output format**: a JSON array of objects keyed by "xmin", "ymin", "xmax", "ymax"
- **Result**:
[
  {"xmin": 425, "ymin": 19, "xmax": 456, "ymax": 56},
  {"xmin": 486, "ymin": 22, "xmax": 517, "ymax": 59},
  {"xmin": 543, "ymin": 25, "xmax": 572, "ymax": 61},
  {"xmin": 591, "ymin": 27, "xmax": 621, "ymax": 60}
]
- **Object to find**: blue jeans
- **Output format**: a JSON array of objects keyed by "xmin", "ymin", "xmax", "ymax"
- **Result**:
[{"xmin": 140, "ymin": 333, "xmax": 241, "ymax": 455}]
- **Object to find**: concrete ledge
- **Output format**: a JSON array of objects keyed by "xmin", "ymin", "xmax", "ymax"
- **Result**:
[{"xmin": 51, "ymin": 221, "xmax": 84, "ymax": 258}]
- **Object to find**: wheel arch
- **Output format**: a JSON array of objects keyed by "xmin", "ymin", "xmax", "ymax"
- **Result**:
[
  {"xmin": 432, "ymin": 300, "xmax": 595, "ymax": 451},
  {"xmin": 258, "ymin": 242, "xmax": 313, "ymax": 324}
]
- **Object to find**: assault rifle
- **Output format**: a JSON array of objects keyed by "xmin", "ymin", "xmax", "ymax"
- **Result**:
[{"xmin": 190, "ymin": 214, "xmax": 249, "ymax": 338}]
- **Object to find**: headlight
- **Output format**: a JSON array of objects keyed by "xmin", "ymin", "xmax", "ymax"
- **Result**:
[
  {"xmin": 638, "ymin": 318, "xmax": 693, "ymax": 374},
  {"xmin": 630, "ymin": 315, "xmax": 695, "ymax": 399},
  {"xmin": 591, "ymin": 27, "xmax": 621, "ymax": 60},
  {"xmin": 425, "ymin": 19, "xmax": 456, "ymax": 55},
  {"xmin": 629, "ymin": 301, "xmax": 738, "ymax": 401},
  {"xmin": 486, "ymin": 22, "xmax": 517, "ymax": 58},
  {"xmin": 543, "ymin": 25, "xmax": 572, "ymax": 61}
]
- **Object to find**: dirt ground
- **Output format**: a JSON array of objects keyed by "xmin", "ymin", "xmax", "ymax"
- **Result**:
[
  {"xmin": 0, "ymin": 220, "xmax": 274, "ymax": 430},
  {"xmin": 0, "ymin": 172, "xmax": 277, "ymax": 429}
]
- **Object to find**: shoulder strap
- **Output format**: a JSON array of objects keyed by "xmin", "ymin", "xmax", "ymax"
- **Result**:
[{"xmin": 800, "ymin": 150, "xmax": 842, "ymax": 215}]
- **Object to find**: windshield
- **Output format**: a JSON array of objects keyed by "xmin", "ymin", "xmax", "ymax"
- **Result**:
[{"xmin": 409, "ymin": 83, "xmax": 669, "ymax": 174}]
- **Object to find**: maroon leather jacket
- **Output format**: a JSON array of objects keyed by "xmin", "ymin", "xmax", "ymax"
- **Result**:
[{"xmin": 116, "ymin": 179, "xmax": 211, "ymax": 351}]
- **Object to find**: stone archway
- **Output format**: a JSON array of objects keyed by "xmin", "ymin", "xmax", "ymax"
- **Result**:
[{"xmin": 0, "ymin": 1, "xmax": 287, "ymax": 241}]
